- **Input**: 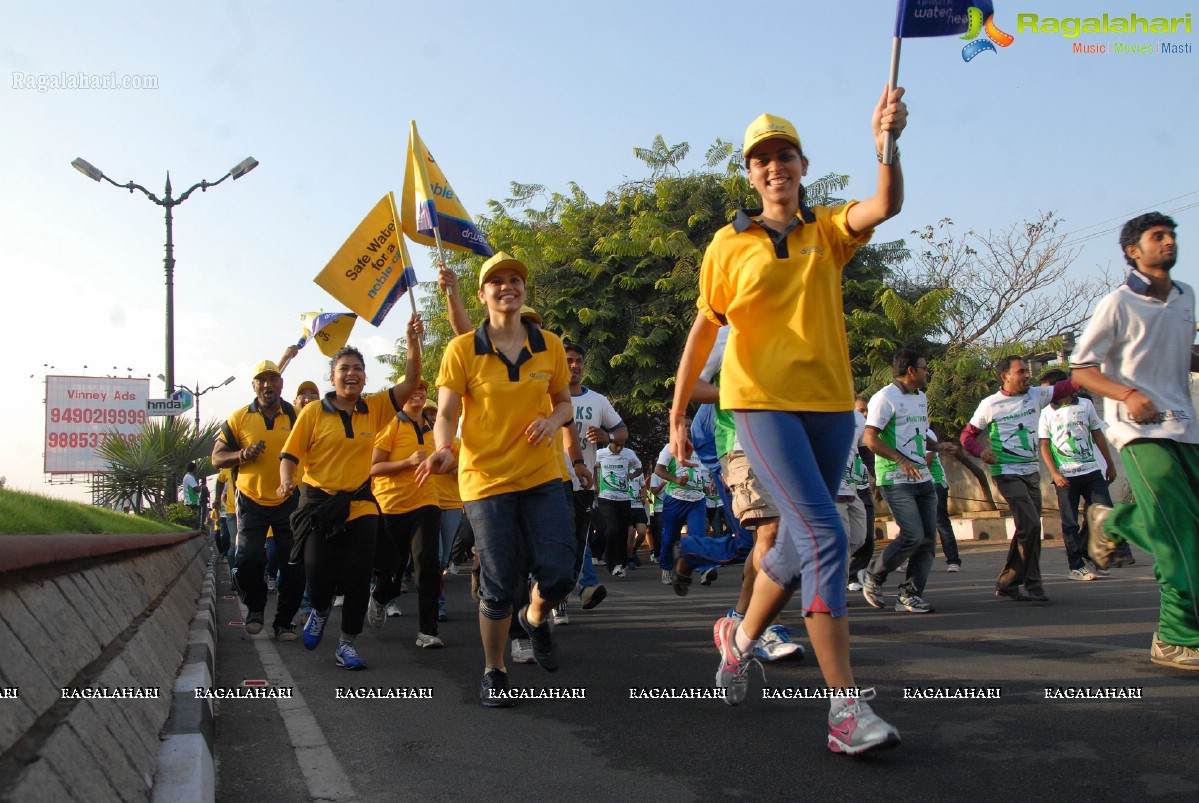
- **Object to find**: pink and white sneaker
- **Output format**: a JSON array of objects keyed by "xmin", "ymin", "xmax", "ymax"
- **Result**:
[
  {"xmin": 713, "ymin": 616, "xmax": 761, "ymax": 706},
  {"xmin": 827, "ymin": 688, "xmax": 901, "ymax": 755}
]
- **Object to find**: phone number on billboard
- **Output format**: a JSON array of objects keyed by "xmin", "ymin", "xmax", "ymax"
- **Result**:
[
  {"xmin": 47, "ymin": 432, "xmax": 140, "ymax": 449},
  {"xmin": 48, "ymin": 407, "xmax": 147, "ymax": 425}
]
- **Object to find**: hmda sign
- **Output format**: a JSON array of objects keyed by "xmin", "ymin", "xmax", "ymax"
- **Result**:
[{"xmin": 146, "ymin": 388, "xmax": 194, "ymax": 417}]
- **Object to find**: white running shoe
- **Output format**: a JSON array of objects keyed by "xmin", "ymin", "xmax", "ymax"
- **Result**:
[
  {"xmin": 827, "ymin": 688, "xmax": 901, "ymax": 755},
  {"xmin": 367, "ymin": 596, "xmax": 386, "ymax": 629},
  {"xmin": 511, "ymin": 638, "xmax": 535, "ymax": 664},
  {"xmin": 415, "ymin": 632, "xmax": 445, "ymax": 649}
]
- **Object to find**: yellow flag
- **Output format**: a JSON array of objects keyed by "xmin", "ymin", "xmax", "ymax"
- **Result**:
[
  {"xmin": 297, "ymin": 311, "xmax": 358, "ymax": 357},
  {"xmin": 402, "ymin": 121, "xmax": 493, "ymax": 256},
  {"xmin": 313, "ymin": 194, "xmax": 419, "ymax": 326}
]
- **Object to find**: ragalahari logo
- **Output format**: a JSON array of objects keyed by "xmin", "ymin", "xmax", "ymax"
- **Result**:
[{"xmin": 961, "ymin": 6, "xmax": 1014, "ymax": 61}]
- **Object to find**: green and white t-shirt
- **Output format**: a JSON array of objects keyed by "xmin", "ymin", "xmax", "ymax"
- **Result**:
[
  {"xmin": 647, "ymin": 474, "xmax": 665, "ymax": 513},
  {"xmin": 866, "ymin": 383, "xmax": 932, "ymax": 486},
  {"xmin": 628, "ymin": 469, "xmax": 646, "ymax": 510},
  {"xmin": 182, "ymin": 473, "xmax": 200, "ymax": 505},
  {"xmin": 595, "ymin": 446, "xmax": 641, "ymax": 502},
  {"xmin": 838, "ymin": 410, "xmax": 868, "ymax": 496},
  {"xmin": 969, "ymin": 386, "xmax": 1056, "ymax": 477},
  {"xmin": 1037, "ymin": 397, "xmax": 1105, "ymax": 477},
  {"xmin": 655, "ymin": 445, "xmax": 709, "ymax": 503},
  {"xmin": 927, "ymin": 427, "xmax": 947, "ymax": 488}
]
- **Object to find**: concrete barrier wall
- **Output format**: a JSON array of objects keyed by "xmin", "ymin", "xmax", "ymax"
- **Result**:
[{"xmin": 0, "ymin": 532, "xmax": 206, "ymax": 803}]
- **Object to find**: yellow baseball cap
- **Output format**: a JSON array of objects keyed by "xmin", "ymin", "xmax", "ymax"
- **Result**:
[
  {"xmin": 296, "ymin": 380, "xmax": 319, "ymax": 396},
  {"xmin": 252, "ymin": 360, "xmax": 281, "ymax": 379},
  {"xmin": 743, "ymin": 113, "xmax": 802, "ymax": 159},
  {"xmin": 478, "ymin": 251, "xmax": 528, "ymax": 286},
  {"xmin": 520, "ymin": 305, "xmax": 543, "ymax": 325}
]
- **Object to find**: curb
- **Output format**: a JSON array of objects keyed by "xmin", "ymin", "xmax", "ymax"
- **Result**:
[{"xmin": 152, "ymin": 554, "xmax": 218, "ymax": 803}]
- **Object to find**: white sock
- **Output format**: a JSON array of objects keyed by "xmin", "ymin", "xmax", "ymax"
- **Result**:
[{"xmin": 734, "ymin": 625, "xmax": 758, "ymax": 655}]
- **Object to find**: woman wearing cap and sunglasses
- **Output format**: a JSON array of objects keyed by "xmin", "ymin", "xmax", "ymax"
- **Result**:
[
  {"xmin": 417, "ymin": 251, "xmax": 577, "ymax": 706},
  {"xmin": 669, "ymin": 88, "xmax": 908, "ymax": 755}
]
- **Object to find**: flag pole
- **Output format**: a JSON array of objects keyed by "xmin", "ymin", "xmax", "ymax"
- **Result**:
[
  {"xmin": 431, "ymin": 227, "xmax": 454, "ymax": 299},
  {"xmin": 882, "ymin": 36, "xmax": 902, "ymax": 165},
  {"xmin": 388, "ymin": 191, "xmax": 422, "ymax": 358}
]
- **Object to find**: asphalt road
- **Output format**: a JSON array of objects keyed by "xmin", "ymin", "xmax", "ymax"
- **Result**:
[{"xmin": 213, "ymin": 538, "xmax": 1199, "ymax": 802}]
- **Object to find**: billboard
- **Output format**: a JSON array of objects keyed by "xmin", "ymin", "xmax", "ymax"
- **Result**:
[{"xmin": 44, "ymin": 376, "xmax": 150, "ymax": 474}]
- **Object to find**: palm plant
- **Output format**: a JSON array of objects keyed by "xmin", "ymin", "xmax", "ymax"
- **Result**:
[{"xmin": 95, "ymin": 417, "xmax": 219, "ymax": 515}]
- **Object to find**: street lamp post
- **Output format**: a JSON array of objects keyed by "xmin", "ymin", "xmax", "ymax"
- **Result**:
[
  {"xmin": 71, "ymin": 156, "xmax": 259, "ymax": 395},
  {"xmin": 176, "ymin": 376, "xmax": 237, "ymax": 432}
]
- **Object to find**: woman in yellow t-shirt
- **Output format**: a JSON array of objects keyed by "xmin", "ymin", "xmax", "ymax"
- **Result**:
[
  {"xmin": 368, "ymin": 379, "xmax": 444, "ymax": 648},
  {"xmin": 670, "ymin": 93, "xmax": 908, "ymax": 755},
  {"xmin": 417, "ymin": 252, "xmax": 575, "ymax": 707},
  {"xmin": 279, "ymin": 315, "xmax": 423, "ymax": 671}
]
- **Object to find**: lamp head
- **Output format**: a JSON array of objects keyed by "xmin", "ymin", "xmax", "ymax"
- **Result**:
[
  {"xmin": 230, "ymin": 157, "xmax": 258, "ymax": 180},
  {"xmin": 71, "ymin": 158, "xmax": 103, "ymax": 181}
]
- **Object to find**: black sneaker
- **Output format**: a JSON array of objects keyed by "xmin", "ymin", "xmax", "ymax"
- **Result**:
[
  {"xmin": 245, "ymin": 610, "xmax": 264, "ymax": 635},
  {"xmin": 1025, "ymin": 588, "xmax": 1050, "ymax": 602},
  {"xmin": 273, "ymin": 623, "xmax": 298, "ymax": 641},
  {"xmin": 480, "ymin": 668, "xmax": 515, "ymax": 708},
  {"xmin": 579, "ymin": 584, "xmax": 607, "ymax": 610},
  {"xmin": 518, "ymin": 605, "xmax": 559, "ymax": 672}
]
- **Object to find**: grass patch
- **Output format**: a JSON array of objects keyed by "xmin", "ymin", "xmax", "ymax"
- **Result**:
[{"xmin": 0, "ymin": 487, "xmax": 188, "ymax": 535}]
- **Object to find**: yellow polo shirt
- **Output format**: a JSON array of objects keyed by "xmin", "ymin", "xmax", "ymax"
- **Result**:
[
  {"xmin": 217, "ymin": 400, "xmax": 298, "ymax": 506},
  {"xmin": 698, "ymin": 202, "xmax": 870, "ymax": 412},
  {"xmin": 216, "ymin": 467, "xmax": 235, "ymax": 511},
  {"xmin": 281, "ymin": 389, "xmax": 399, "ymax": 521},
  {"xmin": 372, "ymin": 411, "xmax": 439, "ymax": 515},
  {"xmin": 431, "ymin": 438, "xmax": 463, "ymax": 510},
  {"xmin": 437, "ymin": 321, "xmax": 570, "ymax": 501}
]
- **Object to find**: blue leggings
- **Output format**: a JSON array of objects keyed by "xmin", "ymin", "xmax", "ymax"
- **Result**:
[{"xmin": 736, "ymin": 410, "xmax": 854, "ymax": 617}]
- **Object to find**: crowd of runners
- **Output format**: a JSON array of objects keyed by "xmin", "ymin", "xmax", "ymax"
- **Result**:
[{"xmin": 206, "ymin": 88, "xmax": 1199, "ymax": 757}]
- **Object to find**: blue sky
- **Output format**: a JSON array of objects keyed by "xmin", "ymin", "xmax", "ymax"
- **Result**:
[{"xmin": 2, "ymin": 0, "xmax": 1195, "ymax": 501}]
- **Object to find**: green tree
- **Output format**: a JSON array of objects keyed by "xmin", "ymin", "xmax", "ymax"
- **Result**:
[{"xmin": 94, "ymin": 417, "xmax": 219, "ymax": 516}]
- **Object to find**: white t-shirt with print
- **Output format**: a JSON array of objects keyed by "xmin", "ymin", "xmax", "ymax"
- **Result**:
[
  {"xmin": 866, "ymin": 384, "xmax": 932, "ymax": 486},
  {"xmin": 595, "ymin": 446, "xmax": 641, "ymax": 502},
  {"xmin": 567, "ymin": 388, "xmax": 624, "ymax": 491},
  {"xmin": 656, "ymin": 444, "xmax": 709, "ymax": 503},
  {"xmin": 1038, "ymin": 397, "xmax": 1105, "ymax": 477},
  {"xmin": 969, "ymin": 387, "xmax": 1055, "ymax": 477}
]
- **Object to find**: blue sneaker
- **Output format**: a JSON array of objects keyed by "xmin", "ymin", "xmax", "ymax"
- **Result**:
[
  {"xmin": 726, "ymin": 607, "xmax": 745, "ymax": 621},
  {"xmin": 334, "ymin": 640, "xmax": 366, "ymax": 670},
  {"xmin": 302, "ymin": 607, "xmax": 331, "ymax": 651},
  {"xmin": 755, "ymin": 624, "xmax": 804, "ymax": 662}
]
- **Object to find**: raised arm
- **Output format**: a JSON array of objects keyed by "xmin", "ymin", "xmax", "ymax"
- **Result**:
[
  {"xmin": 846, "ymin": 86, "xmax": 907, "ymax": 236},
  {"xmin": 388, "ymin": 314, "xmax": 425, "ymax": 408},
  {"xmin": 439, "ymin": 264, "xmax": 473, "ymax": 336}
]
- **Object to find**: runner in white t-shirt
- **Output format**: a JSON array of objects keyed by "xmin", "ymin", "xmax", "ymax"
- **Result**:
[{"xmin": 960, "ymin": 356, "xmax": 1078, "ymax": 602}]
